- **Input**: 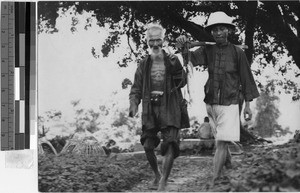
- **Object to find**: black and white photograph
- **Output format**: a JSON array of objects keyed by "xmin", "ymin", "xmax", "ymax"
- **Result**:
[{"xmin": 37, "ymin": 1, "xmax": 300, "ymax": 192}]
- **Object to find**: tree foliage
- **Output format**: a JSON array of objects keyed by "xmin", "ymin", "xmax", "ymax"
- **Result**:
[
  {"xmin": 38, "ymin": 110, "xmax": 62, "ymax": 137},
  {"xmin": 38, "ymin": 90, "xmax": 141, "ymax": 150},
  {"xmin": 38, "ymin": 1, "xmax": 300, "ymax": 99},
  {"xmin": 38, "ymin": 1, "xmax": 299, "ymax": 64},
  {"xmin": 71, "ymin": 99, "xmax": 101, "ymax": 133},
  {"xmin": 255, "ymin": 89, "xmax": 281, "ymax": 138}
]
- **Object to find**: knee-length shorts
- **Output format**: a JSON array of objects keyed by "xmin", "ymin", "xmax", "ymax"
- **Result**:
[
  {"xmin": 140, "ymin": 127, "xmax": 180, "ymax": 158},
  {"xmin": 206, "ymin": 104, "xmax": 240, "ymax": 141}
]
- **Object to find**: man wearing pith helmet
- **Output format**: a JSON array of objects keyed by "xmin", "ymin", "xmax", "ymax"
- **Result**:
[{"xmin": 176, "ymin": 11, "xmax": 259, "ymax": 184}]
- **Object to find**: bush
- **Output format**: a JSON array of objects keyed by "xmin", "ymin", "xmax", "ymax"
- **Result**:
[
  {"xmin": 181, "ymin": 127, "xmax": 199, "ymax": 139},
  {"xmin": 38, "ymin": 154, "xmax": 151, "ymax": 192}
]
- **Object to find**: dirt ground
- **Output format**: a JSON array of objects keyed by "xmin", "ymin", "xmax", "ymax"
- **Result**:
[
  {"xmin": 128, "ymin": 154, "xmax": 239, "ymax": 192},
  {"xmin": 127, "ymin": 142, "xmax": 300, "ymax": 192},
  {"xmin": 38, "ymin": 139, "xmax": 300, "ymax": 192}
]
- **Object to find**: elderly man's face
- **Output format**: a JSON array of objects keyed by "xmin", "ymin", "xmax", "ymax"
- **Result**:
[
  {"xmin": 147, "ymin": 28, "xmax": 164, "ymax": 54},
  {"xmin": 211, "ymin": 25, "xmax": 229, "ymax": 45}
]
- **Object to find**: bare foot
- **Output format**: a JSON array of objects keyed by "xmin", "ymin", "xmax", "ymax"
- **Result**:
[
  {"xmin": 157, "ymin": 177, "xmax": 167, "ymax": 191},
  {"xmin": 149, "ymin": 173, "xmax": 161, "ymax": 190},
  {"xmin": 211, "ymin": 176, "xmax": 229, "ymax": 186},
  {"xmin": 211, "ymin": 175, "xmax": 220, "ymax": 186},
  {"xmin": 211, "ymin": 177, "xmax": 217, "ymax": 187}
]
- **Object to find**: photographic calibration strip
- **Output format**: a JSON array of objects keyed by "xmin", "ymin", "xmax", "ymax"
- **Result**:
[
  {"xmin": 1, "ymin": 1, "xmax": 36, "ymax": 154},
  {"xmin": 1, "ymin": 1, "xmax": 15, "ymax": 151}
]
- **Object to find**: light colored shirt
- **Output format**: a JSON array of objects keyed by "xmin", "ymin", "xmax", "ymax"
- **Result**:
[{"xmin": 198, "ymin": 122, "xmax": 213, "ymax": 139}]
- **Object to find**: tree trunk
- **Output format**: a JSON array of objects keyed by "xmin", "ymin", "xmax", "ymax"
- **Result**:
[
  {"xmin": 258, "ymin": 2, "xmax": 300, "ymax": 69},
  {"xmin": 236, "ymin": 1, "xmax": 258, "ymax": 64}
]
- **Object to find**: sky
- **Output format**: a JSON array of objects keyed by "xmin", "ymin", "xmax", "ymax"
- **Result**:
[
  {"xmin": 38, "ymin": 9, "xmax": 137, "ymax": 119},
  {"xmin": 38, "ymin": 7, "xmax": 300, "ymax": 138}
]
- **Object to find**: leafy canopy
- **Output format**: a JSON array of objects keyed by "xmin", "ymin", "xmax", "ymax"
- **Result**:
[{"xmin": 38, "ymin": 1, "xmax": 300, "ymax": 100}]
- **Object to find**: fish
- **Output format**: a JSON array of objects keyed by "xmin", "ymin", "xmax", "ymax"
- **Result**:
[{"xmin": 183, "ymin": 60, "xmax": 194, "ymax": 104}]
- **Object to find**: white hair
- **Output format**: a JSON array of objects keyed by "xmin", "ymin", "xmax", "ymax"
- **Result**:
[{"xmin": 145, "ymin": 23, "xmax": 165, "ymax": 41}]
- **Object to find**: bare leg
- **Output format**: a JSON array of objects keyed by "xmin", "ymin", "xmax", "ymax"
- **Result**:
[
  {"xmin": 224, "ymin": 145, "xmax": 232, "ymax": 169},
  {"xmin": 158, "ymin": 144, "xmax": 174, "ymax": 191},
  {"xmin": 144, "ymin": 147, "xmax": 161, "ymax": 188},
  {"xmin": 212, "ymin": 140, "xmax": 229, "ymax": 184}
]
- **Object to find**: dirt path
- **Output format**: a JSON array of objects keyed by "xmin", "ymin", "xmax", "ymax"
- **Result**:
[
  {"xmin": 127, "ymin": 142, "xmax": 300, "ymax": 192},
  {"xmin": 128, "ymin": 154, "xmax": 241, "ymax": 192}
]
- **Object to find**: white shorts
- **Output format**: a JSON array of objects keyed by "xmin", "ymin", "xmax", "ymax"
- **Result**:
[{"xmin": 206, "ymin": 104, "xmax": 240, "ymax": 141}]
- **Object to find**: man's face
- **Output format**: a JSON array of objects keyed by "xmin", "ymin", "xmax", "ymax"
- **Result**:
[
  {"xmin": 211, "ymin": 25, "xmax": 229, "ymax": 44},
  {"xmin": 147, "ymin": 28, "xmax": 164, "ymax": 55}
]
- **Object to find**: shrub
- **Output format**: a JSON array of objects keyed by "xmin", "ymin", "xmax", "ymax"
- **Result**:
[{"xmin": 38, "ymin": 154, "xmax": 152, "ymax": 192}]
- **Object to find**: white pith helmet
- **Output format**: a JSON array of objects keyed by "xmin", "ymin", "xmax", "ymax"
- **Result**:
[{"xmin": 205, "ymin": 11, "xmax": 236, "ymax": 32}]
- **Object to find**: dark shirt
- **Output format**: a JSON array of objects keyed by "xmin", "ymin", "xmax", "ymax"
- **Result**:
[
  {"xmin": 188, "ymin": 42, "xmax": 259, "ymax": 105},
  {"xmin": 129, "ymin": 51, "xmax": 188, "ymax": 130}
]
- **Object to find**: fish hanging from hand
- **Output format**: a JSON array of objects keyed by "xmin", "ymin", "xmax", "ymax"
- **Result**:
[{"xmin": 182, "ymin": 42, "xmax": 194, "ymax": 104}]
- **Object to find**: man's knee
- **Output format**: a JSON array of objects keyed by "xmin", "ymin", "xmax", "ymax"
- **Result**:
[
  {"xmin": 216, "ymin": 140, "xmax": 230, "ymax": 149},
  {"xmin": 144, "ymin": 145, "xmax": 155, "ymax": 153},
  {"xmin": 161, "ymin": 141, "xmax": 179, "ymax": 158},
  {"xmin": 143, "ymin": 138, "xmax": 157, "ymax": 153},
  {"xmin": 161, "ymin": 142, "xmax": 172, "ymax": 153}
]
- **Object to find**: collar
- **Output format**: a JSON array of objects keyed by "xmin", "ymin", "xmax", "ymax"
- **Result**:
[
  {"xmin": 147, "ymin": 50, "xmax": 168, "ymax": 63},
  {"xmin": 216, "ymin": 41, "xmax": 230, "ymax": 48}
]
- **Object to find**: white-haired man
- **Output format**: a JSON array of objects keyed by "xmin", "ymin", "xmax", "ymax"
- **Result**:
[
  {"xmin": 176, "ymin": 11, "xmax": 259, "ymax": 184},
  {"xmin": 129, "ymin": 23, "xmax": 189, "ymax": 191}
]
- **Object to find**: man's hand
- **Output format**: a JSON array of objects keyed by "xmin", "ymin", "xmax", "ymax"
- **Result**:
[
  {"xmin": 243, "ymin": 102, "xmax": 252, "ymax": 121},
  {"xmin": 129, "ymin": 103, "xmax": 138, "ymax": 118},
  {"xmin": 176, "ymin": 35, "xmax": 188, "ymax": 48}
]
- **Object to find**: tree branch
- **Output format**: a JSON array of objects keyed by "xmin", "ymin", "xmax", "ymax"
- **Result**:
[
  {"xmin": 126, "ymin": 32, "xmax": 137, "ymax": 58},
  {"xmin": 259, "ymin": 2, "xmax": 300, "ymax": 69},
  {"xmin": 129, "ymin": 1, "xmax": 214, "ymax": 42}
]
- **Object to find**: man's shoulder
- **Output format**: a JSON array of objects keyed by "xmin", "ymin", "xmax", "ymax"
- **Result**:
[
  {"xmin": 200, "ymin": 44, "xmax": 213, "ymax": 54},
  {"xmin": 138, "ymin": 55, "xmax": 150, "ymax": 68},
  {"xmin": 200, "ymin": 122, "xmax": 210, "ymax": 127},
  {"xmin": 231, "ymin": 43, "xmax": 245, "ymax": 54},
  {"xmin": 140, "ymin": 55, "xmax": 150, "ymax": 63},
  {"xmin": 166, "ymin": 52, "xmax": 179, "ymax": 61}
]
